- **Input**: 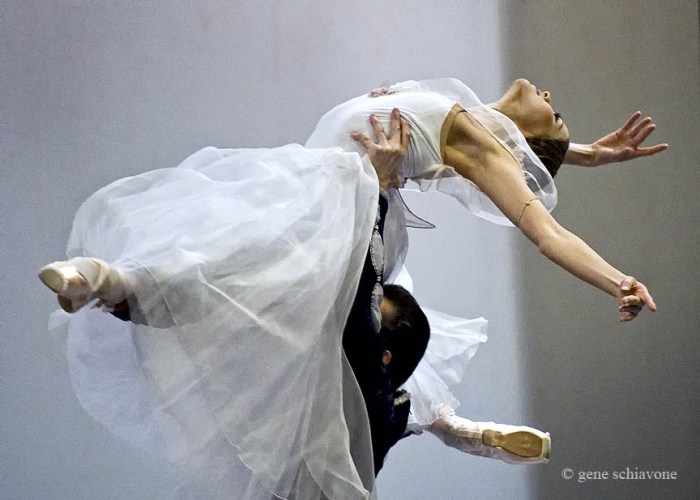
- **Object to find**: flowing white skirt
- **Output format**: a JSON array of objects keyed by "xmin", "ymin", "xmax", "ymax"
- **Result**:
[
  {"xmin": 391, "ymin": 267, "xmax": 488, "ymax": 428},
  {"xmin": 404, "ymin": 309, "xmax": 487, "ymax": 429},
  {"xmin": 51, "ymin": 145, "xmax": 380, "ymax": 499}
]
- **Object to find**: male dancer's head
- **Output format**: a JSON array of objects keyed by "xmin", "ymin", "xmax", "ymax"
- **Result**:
[{"xmin": 379, "ymin": 284, "xmax": 430, "ymax": 391}]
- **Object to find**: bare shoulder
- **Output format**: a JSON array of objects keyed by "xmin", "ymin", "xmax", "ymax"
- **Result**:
[{"xmin": 442, "ymin": 110, "xmax": 517, "ymax": 181}]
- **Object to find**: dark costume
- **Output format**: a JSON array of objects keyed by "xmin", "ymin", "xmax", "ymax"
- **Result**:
[{"xmin": 341, "ymin": 192, "xmax": 411, "ymax": 475}]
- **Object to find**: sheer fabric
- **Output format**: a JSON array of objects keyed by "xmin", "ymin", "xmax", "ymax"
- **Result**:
[
  {"xmin": 404, "ymin": 308, "xmax": 487, "ymax": 428},
  {"xmin": 52, "ymin": 145, "xmax": 379, "ymax": 499}
]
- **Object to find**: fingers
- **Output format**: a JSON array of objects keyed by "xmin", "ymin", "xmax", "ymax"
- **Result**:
[
  {"xmin": 622, "ymin": 112, "xmax": 668, "ymax": 152},
  {"xmin": 351, "ymin": 113, "xmax": 389, "ymax": 149},
  {"xmin": 617, "ymin": 276, "xmax": 657, "ymax": 322},
  {"xmin": 630, "ymin": 120, "xmax": 668, "ymax": 153},
  {"xmin": 636, "ymin": 143, "xmax": 669, "ymax": 157},
  {"xmin": 367, "ymin": 111, "xmax": 403, "ymax": 143},
  {"xmin": 399, "ymin": 117, "xmax": 410, "ymax": 150},
  {"xmin": 618, "ymin": 294, "xmax": 643, "ymax": 322},
  {"xmin": 386, "ymin": 108, "xmax": 409, "ymax": 149},
  {"xmin": 351, "ymin": 109, "xmax": 410, "ymax": 153},
  {"xmin": 619, "ymin": 309, "xmax": 641, "ymax": 322},
  {"xmin": 619, "ymin": 275, "xmax": 637, "ymax": 294},
  {"xmin": 369, "ymin": 114, "xmax": 388, "ymax": 144},
  {"xmin": 351, "ymin": 131, "xmax": 374, "ymax": 150},
  {"xmin": 630, "ymin": 117, "xmax": 652, "ymax": 139},
  {"xmin": 635, "ymin": 282, "xmax": 657, "ymax": 312},
  {"xmin": 619, "ymin": 295, "xmax": 643, "ymax": 315},
  {"xmin": 620, "ymin": 111, "xmax": 643, "ymax": 132},
  {"xmin": 388, "ymin": 108, "xmax": 402, "ymax": 139},
  {"xmin": 635, "ymin": 124, "xmax": 656, "ymax": 146}
]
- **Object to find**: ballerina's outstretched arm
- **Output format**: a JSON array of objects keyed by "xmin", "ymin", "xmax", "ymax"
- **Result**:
[
  {"xmin": 565, "ymin": 111, "xmax": 668, "ymax": 167},
  {"xmin": 444, "ymin": 111, "xmax": 657, "ymax": 322}
]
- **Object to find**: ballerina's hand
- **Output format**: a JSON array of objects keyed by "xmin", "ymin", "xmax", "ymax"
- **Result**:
[
  {"xmin": 590, "ymin": 112, "xmax": 668, "ymax": 166},
  {"xmin": 351, "ymin": 108, "xmax": 410, "ymax": 190},
  {"xmin": 617, "ymin": 276, "xmax": 657, "ymax": 322}
]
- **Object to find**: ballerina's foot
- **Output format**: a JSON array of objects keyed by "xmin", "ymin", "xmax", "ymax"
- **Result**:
[
  {"xmin": 38, "ymin": 258, "xmax": 128, "ymax": 313},
  {"xmin": 428, "ymin": 412, "xmax": 551, "ymax": 465},
  {"xmin": 39, "ymin": 261, "xmax": 91, "ymax": 312},
  {"xmin": 482, "ymin": 428, "xmax": 549, "ymax": 460}
]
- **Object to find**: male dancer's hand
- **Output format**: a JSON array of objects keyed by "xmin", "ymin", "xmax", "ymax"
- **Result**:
[{"xmin": 352, "ymin": 108, "xmax": 410, "ymax": 190}]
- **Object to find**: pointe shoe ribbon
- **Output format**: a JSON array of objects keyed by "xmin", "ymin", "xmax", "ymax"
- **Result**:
[{"xmin": 39, "ymin": 258, "xmax": 128, "ymax": 313}]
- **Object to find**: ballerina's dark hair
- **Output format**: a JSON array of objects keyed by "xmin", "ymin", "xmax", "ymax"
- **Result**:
[{"xmin": 526, "ymin": 137, "xmax": 570, "ymax": 177}]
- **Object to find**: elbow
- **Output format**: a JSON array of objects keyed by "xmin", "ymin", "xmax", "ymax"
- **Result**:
[
  {"xmin": 534, "ymin": 226, "xmax": 565, "ymax": 260},
  {"xmin": 537, "ymin": 237, "xmax": 556, "ymax": 260}
]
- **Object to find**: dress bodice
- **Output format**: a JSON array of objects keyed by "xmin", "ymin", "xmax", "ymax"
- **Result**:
[
  {"xmin": 306, "ymin": 78, "xmax": 557, "ymax": 226},
  {"xmin": 305, "ymin": 85, "xmax": 454, "ymax": 180}
]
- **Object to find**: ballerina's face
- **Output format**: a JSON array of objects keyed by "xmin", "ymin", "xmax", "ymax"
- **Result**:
[{"xmin": 492, "ymin": 79, "xmax": 570, "ymax": 142}]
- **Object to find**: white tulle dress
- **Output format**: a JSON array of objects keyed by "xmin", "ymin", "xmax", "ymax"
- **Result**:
[
  {"xmin": 50, "ymin": 78, "xmax": 557, "ymax": 499},
  {"xmin": 52, "ymin": 145, "xmax": 381, "ymax": 499},
  {"xmin": 306, "ymin": 78, "xmax": 557, "ymax": 428}
]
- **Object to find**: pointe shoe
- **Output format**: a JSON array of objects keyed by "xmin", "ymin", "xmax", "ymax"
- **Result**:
[
  {"xmin": 481, "ymin": 425, "xmax": 550, "ymax": 462},
  {"xmin": 427, "ymin": 407, "xmax": 551, "ymax": 465},
  {"xmin": 39, "ymin": 257, "xmax": 128, "ymax": 313}
]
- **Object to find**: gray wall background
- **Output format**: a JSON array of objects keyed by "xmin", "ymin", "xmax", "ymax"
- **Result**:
[{"xmin": 1, "ymin": 1, "xmax": 697, "ymax": 499}]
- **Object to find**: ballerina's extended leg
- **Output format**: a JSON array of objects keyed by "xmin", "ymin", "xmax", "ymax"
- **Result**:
[{"xmin": 427, "ymin": 406, "xmax": 551, "ymax": 465}]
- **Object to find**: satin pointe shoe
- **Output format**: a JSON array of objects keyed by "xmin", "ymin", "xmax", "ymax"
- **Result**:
[
  {"xmin": 427, "ymin": 407, "xmax": 551, "ymax": 465},
  {"xmin": 38, "ymin": 257, "xmax": 128, "ymax": 313}
]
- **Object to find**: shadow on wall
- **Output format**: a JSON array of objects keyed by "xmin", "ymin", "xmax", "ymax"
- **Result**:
[{"xmin": 502, "ymin": 2, "xmax": 700, "ymax": 500}]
